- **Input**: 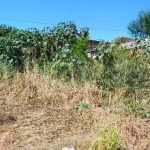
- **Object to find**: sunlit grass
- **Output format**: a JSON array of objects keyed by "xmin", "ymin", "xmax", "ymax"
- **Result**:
[{"xmin": 89, "ymin": 123, "xmax": 122, "ymax": 150}]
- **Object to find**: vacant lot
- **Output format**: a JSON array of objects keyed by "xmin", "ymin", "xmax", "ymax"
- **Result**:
[{"xmin": 0, "ymin": 73, "xmax": 149, "ymax": 150}]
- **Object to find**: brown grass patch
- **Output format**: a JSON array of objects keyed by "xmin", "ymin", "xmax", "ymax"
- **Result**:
[
  {"xmin": 0, "ymin": 72, "xmax": 103, "ymax": 107},
  {"xmin": 0, "ymin": 72, "xmax": 149, "ymax": 150}
]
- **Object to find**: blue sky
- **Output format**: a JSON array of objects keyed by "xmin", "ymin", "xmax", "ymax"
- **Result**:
[{"xmin": 0, "ymin": 0, "xmax": 149, "ymax": 41}]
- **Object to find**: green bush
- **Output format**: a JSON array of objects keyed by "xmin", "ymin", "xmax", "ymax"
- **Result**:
[
  {"xmin": 51, "ymin": 38, "xmax": 94, "ymax": 81},
  {"xmin": 89, "ymin": 123, "xmax": 122, "ymax": 150},
  {"xmin": 95, "ymin": 40, "xmax": 150, "ymax": 95},
  {"xmin": 0, "ymin": 28, "xmax": 48, "ymax": 69}
]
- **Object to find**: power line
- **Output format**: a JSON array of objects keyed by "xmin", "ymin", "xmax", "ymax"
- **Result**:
[
  {"xmin": 0, "ymin": 17, "xmax": 55, "ymax": 26},
  {"xmin": 0, "ymin": 17, "xmax": 127, "ymax": 32}
]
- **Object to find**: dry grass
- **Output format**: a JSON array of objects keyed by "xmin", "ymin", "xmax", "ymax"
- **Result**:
[
  {"xmin": 119, "ymin": 117, "xmax": 150, "ymax": 150},
  {"xmin": 0, "ymin": 72, "xmax": 149, "ymax": 150},
  {"xmin": 0, "ymin": 72, "xmax": 103, "ymax": 107}
]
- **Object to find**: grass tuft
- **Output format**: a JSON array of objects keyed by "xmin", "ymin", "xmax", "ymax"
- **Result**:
[{"xmin": 89, "ymin": 123, "xmax": 122, "ymax": 150}]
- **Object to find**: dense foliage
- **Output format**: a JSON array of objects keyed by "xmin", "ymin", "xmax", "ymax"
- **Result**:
[
  {"xmin": 49, "ymin": 21, "xmax": 89, "ymax": 49},
  {"xmin": 94, "ymin": 38, "xmax": 150, "ymax": 94},
  {"xmin": 51, "ymin": 38, "xmax": 93, "ymax": 81},
  {"xmin": 0, "ymin": 24, "xmax": 15, "ymax": 37},
  {"xmin": 0, "ymin": 22, "xmax": 89, "ymax": 71},
  {"xmin": 0, "ymin": 28, "xmax": 46, "ymax": 69}
]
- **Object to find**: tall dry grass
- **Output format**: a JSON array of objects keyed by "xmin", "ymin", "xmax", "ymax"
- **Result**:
[{"xmin": 0, "ymin": 70, "xmax": 106, "ymax": 107}]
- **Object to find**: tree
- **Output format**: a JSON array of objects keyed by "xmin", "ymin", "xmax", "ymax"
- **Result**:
[
  {"xmin": 46, "ymin": 21, "xmax": 89, "ymax": 53},
  {"xmin": 127, "ymin": 10, "xmax": 150, "ymax": 38}
]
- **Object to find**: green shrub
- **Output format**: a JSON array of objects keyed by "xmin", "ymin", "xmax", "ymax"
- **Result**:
[
  {"xmin": 95, "ymin": 40, "xmax": 150, "ymax": 95},
  {"xmin": 51, "ymin": 38, "xmax": 94, "ymax": 81},
  {"xmin": 89, "ymin": 123, "xmax": 122, "ymax": 150}
]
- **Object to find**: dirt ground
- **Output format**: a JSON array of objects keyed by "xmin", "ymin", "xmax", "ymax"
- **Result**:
[{"xmin": 0, "ymin": 102, "xmax": 149, "ymax": 150}]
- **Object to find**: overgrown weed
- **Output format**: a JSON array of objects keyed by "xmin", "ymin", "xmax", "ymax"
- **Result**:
[
  {"xmin": 0, "ymin": 60, "xmax": 14, "ymax": 80},
  {"xmin": 122, "ymin": 98, "xmax": 150, "ymax": 118},
  {"xmin": 89, "ymin": 122, "xmax": 123, "ymax": 150}
]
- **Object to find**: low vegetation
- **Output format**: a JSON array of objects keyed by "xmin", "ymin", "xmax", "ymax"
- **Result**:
[
  {"xmin": 0, "ymin": 22, "xmax": 150, "ymax": 150},
  {"xmin": 89, "ymin": 123, "xmax": 121, "ymax": 150}
]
